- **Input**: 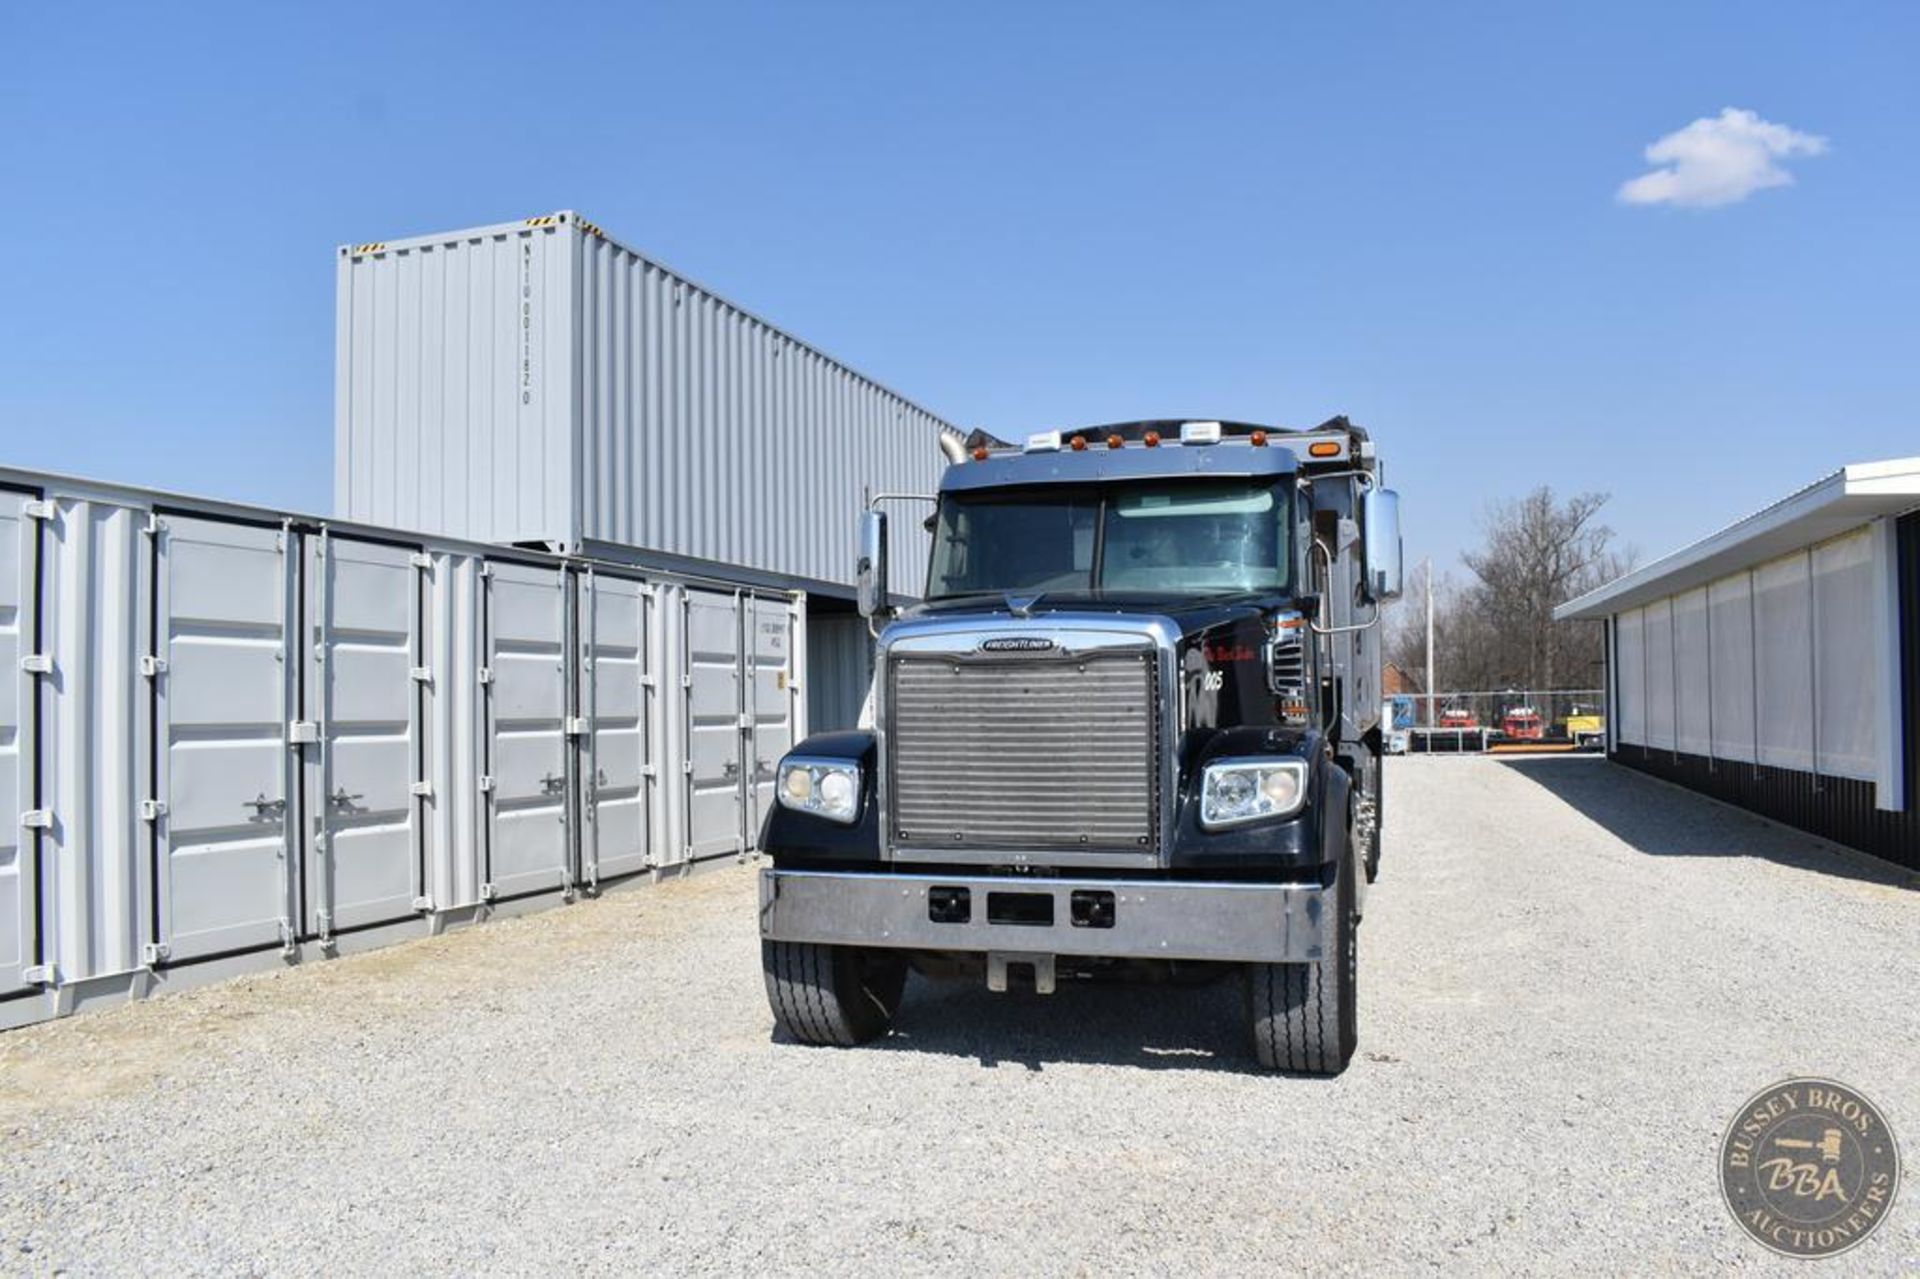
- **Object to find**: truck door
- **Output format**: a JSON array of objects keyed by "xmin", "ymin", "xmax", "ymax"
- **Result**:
[{"xmin": 304, "ymin": 533, "xmax": 425, "ymax": 935}]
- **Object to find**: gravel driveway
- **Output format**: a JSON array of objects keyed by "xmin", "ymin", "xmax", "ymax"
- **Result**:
[{"xmin": 2, "ymin": 757, "xmax": 1914, "ymax": 1274}]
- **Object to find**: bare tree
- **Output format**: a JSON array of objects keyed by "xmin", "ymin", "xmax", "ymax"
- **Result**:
[{"xmin": 1388, "ymin": 488, "xmax": 1633, "ymax": 697}]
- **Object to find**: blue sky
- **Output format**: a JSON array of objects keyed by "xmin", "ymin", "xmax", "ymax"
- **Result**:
[{"xmin": 2, "ymin": 2, "xmax": 1915, "ymax": 575}]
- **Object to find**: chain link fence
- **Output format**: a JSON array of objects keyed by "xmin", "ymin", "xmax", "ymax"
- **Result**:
[{"xmin": 1384, "ymin": 689, "xmax": 1606, "ymax": 754}]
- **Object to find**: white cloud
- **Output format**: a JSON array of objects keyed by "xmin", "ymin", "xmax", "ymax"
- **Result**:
[{"xmin": 1617, "ymin": 108, "xmax": 1827, "ymax": 208}]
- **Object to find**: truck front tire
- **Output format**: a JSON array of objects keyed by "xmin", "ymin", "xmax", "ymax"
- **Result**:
[
  {"xmin": 763, "ymin": 940, "xmax": 908, "ymax": 1046},
  {"xmin": 1246, "ymin": 857, "xmax": 1358, "ymax": 1075}
]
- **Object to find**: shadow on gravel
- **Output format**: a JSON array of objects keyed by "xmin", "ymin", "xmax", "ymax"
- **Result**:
[
  {"xmin": 1498, "ymin": 757, "xmax": 1910, "ymax": 888},
  {"xmin": 863, "ymin": 975, "xmax": 1297, "ymax": 1076}
]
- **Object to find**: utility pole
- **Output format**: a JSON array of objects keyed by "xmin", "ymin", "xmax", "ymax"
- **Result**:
[{"xmin": 1423, "ymin": 557, "xmax": 1435, "ymax": 727}]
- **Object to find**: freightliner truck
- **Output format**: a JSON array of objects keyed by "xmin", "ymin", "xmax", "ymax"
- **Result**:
[{"xmin": 758, "ymin": 417, "xmax": 1402, "ymax": 1075}]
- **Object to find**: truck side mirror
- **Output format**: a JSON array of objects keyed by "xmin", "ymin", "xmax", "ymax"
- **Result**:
[
  {"xmin": 1362, "ymin": 488, "xmax": 1403, "ymax": 602},
  {"xmin": 857, "ymin": 509, "xmax": 890, "ymax": 619}
]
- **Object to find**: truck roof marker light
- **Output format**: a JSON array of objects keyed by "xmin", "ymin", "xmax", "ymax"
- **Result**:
[
  {"xmin": 1250, "ymin": 430, "xmax": 1268, "ymax": 447},
  {"xmin": 971, "ymin": 446, "xmax": 990, "ymax": 462},
  {"xmin": 1069, "ymin": 434, "xmax": 1087, "ymax": 451},
  {"xmin": 1180, "ymin": 421, "xmax": 1223, "ymax": 445},
  {"xmin": 1308, "ymin": 441, "xmax": 1341, "ymax": 458},
  {"xmin": 1106, "ymin": 434, "xmax": 1124, "ymax": 450},
  {"xmin": 1025, "ymin": 430, "xmax": 1062, "ymax": 453},
  {"xmin": 1143, "ymin": 431, "xmax": 1161, "ymax": 448}
]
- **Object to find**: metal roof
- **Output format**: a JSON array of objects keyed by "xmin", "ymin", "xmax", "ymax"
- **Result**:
[{"xmin": 1555, "ymin": 456, "xmax": 1920, "ymax": 620}]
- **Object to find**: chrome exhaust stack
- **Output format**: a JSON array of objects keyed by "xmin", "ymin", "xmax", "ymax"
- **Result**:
[{"xmin": 937, "ymin": 425, "xmax": 969, "ymax": 465}]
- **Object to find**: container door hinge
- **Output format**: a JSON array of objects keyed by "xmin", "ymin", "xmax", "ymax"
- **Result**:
[
  {"xmin": 409, "ymin": 780, "xmax": 434, "ymax": 798},
  {"xmin": 141, "ymin": 655, "xmax": 169, "ymax": 678},
  {"xmin": 477, "ymin": 666, "xmax": 494, "ymax": 685},
  {"xmin": 737, "ymin": 713, "xmax": 754, "ymax": 730},
  {"xmin": 478, "ymin": 775, "xmax": 495, "ymax": 793},
  {"xmin": 409, "ymin": 552, "xmax": 433, "ymax": 569},
  {"xmin": 140, "ymin": 799, "xmax": 168, "ymax": 822},
  {"xmin": 278, "ymin": 919, "xmax": 298, "ymax": 955},
  {"xmin": 20, "ymin": 809, "xmax": 52, "ymax": 830},
  {"xmin": 22, "ymin": 962, "xmax": 57, "ymax": 985},
  {"xmin": 142, "ymin": 943, "xmax": 170, "ymax": 968},
  {"xmin": 19, "ymin": 653, "xmax": 52, "ymax": 675},
  {"xmin": 22, "ymin": 499, "xmax": 55, "ymax": 521},
  {"xmin": 640, "ymin": 764, "xmax": 658, "ymax": 779},
  {"xmin": 479, "ymin": 883, "xmax": 498, "ymax": 902},
  {"xmin": 681, "ymin": 760, "xmax": 694, "ymax": 776},
  {"xmin": 565, "ymin": 716, "xmax": 589, "ymax": 737},
  {"xmin": 288, "ymin": 721, "xmax": 320, "ymax": 745},
  {"xmin": 410, "ymin": 666, "xmax": 433, "ymax": 684},
  {"xmin": 680, "ymin": 674, "xmax": 692, "ymax": 689},
  {"xmin": 412, "ymin": 895, "xmax": 435, "ymax": 912},
  {"xmin": 639, "ymin": 674, "xmax": 658, "ymax": 689}
]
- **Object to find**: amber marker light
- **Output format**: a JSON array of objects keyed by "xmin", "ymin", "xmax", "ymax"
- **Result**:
[
  {"xmin": 1143, "ymin": 431, "xmax": 1161, "ymax": 448},
  {"xmin": 1106, "ymin": 434, "xmax": 1124, "ymax": 449},
  {"xmin": 1069, "ymin": 434, "xmax": 1087, "ymax": 451},
  {"xmin": 971, "ymin": 446, "xmax": 989, "ymax": 462},
  {"xmin": 1250, "ymin": 430, "xmax": 1268, "ymax": 447},
  {"xmin": 1308, "ymin": 441, "xmax": 1340, "ymax": 458}
]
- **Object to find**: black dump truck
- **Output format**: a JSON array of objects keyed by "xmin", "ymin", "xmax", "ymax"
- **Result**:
[{"xmin": 758, "ymin": 417, "xmax": 1402, "ymax": 1075}]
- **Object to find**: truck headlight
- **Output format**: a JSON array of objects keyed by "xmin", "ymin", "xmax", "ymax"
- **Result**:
[
  {"xmin": 776, "ymin": 757, "xmax": 862, "ymax": 824},
  {"xmin": 1199, "ymin": 758, "xmax": 1308, "ymax": 829}
]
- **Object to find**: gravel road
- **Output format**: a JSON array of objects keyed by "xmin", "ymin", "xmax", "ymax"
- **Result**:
[{"xmin": 2, "ymin": 757, "xmax": 1914, "ymax": 1274}]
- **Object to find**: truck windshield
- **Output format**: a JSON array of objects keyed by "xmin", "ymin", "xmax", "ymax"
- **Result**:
[{"xmin": 926, "ymin": 481, "xmax": 1292, "ymax": 600}]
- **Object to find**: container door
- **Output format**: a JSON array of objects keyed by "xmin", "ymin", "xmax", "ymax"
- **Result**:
[
  {"xmin": 155, "ymin": 516, "xmax": 297, "ymax": 961},
  {"xmin": 579, "ymin": 571, "xmax": 651, "ymax": 884},
  {"xmin": 0, "ymin": 491, "xmax": 38, "ymax": 994},
  {"xmin": 483, "ymin": 561, "xmax": 569, "ymax": 898},
  {"xmin": 683, "ymin": 588, "xmax": 744, "ymax": 862},
  {"xmin": 306, "ymin": 535, "xmax": 424, "ymax": 934},
  {"xmin": 744, "ymin": 595, "xmax": 796, "ymax": 850}
]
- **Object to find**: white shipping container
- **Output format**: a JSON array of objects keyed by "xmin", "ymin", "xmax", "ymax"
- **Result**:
[
  {"xmin": 0, "ymin": 465, "xmax": 805, "ymax": 1031},
  {"xmin": 335, "ymin": 213, "xmax": 952, "ymax": 598}
]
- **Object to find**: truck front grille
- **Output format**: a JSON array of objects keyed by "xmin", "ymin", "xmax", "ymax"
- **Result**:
[{"xmin": 886, "ymin": 651, "xmax": 1159, "ymax": 854}]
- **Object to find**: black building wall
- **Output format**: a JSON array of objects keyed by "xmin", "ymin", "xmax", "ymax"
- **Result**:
[{"xmin": 1611, "ymin": 510, "xmax": 1919, "ymax": 872}]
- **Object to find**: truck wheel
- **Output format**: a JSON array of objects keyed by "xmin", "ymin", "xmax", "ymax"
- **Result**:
[
  {"xmin": 1246, "ymin": 857, "xmax": 1357, "ymax": 1075},
  {"xmin": 762, "ymin": 940, "xmax": 908, "ymax": 1046}
]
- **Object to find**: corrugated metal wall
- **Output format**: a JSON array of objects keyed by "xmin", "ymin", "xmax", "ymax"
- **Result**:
[
  {"xmin": 806, "ymin": 611, "xmax": 875, "ymax": 732},
  {"xmin": 0, "ymin": 466, "xmax": 808, "ymax": 1030},
  {"xmin": 1605, "ymin": 506, "xmax": 1920, "ymax": 868},
  {"xmin": 336, "ymin": 214, "xmax": 951, "ymax": 598}
]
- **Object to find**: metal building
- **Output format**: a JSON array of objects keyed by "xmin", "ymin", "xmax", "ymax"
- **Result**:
[
  {"xmin": 1557, "ymin": 458, "xmax": 1920, "ymax": 869},
  {"xmin": 1, "ymin": 466, "xmax": 808, "ymax": 1028},
  {"xmin": 334, "ymin": 211, "xmax": 952, "ymax": 602}
]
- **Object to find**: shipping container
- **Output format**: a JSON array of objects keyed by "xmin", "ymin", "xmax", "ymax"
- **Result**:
[
  {"xmin": 0, "ymin": 465, "xmax": 806, "ymax": 1030},
  {"xmin": 335, "ymin": 212, "xmax": 953, "ymax": 601}
]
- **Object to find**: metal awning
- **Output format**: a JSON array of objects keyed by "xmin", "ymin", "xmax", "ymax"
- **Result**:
[{"xmin": 1555, "ymin": 456, "xmax": 1920, "ymax": 620}]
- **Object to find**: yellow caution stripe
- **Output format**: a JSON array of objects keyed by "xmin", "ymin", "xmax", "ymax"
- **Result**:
[{"xmin": 351, "ymin": 242, "xmax": 386, "ymax": 256}]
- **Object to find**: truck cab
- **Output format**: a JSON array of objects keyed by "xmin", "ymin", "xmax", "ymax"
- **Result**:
[{"xmin": 757, "ymin": 417, "xmax": 1402, "ymax": 1074}]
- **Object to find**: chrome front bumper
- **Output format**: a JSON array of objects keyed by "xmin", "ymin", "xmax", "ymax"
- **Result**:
[{"xmin": 758, "ymin": 868, "xmax": 1327, "ymax": 964}]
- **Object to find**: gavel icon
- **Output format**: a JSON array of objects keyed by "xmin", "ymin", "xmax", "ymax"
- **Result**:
[{"xmin": 1773, "ymin": 1129, "xmax": 1845, "ymax": 1164}]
